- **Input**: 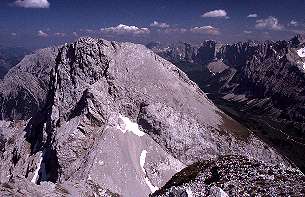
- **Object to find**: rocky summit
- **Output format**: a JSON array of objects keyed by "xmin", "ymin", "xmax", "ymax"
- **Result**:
[{"xmin": 0, "ymin": 37, "xmax": 303, "ymax": 196}]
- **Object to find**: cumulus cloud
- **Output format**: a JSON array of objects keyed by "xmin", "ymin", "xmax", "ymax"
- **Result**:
[
  {"xmin": 101, "ymin": 24, "xmax": 150, "ymax": 35},
  {"xmin": 84, "ymin": 29, "xmax": 94, "ymax": 33},
  {"xmin": 247, "ymin": 14, "xmax": 258, "ymax": 18},
  {"xmin": 73, "ymin": 32, "xmax": 78, "ymax": 37},
  {"xmin": 54, "ymin": 32, "xmax": 66, "ymax": 37},
  {"xmin": 14, "ymin": 0, "xmax": 50, "ymax": 8},
  {"xmin": 289, "ymin": 20, "xmax": 298, "ymax": 27},
  {"xmin": 163, "ymin": 28, "xmax": 187, "ymax": 34},
  {"xmin": 37, "ymin": 30, "xmax": 48, "ymax": 37},
  {"xmin": 190, "ymin": 26, "xmax": 220, "ymax": 35},
  {"xmin": 255, "ymin": 16, "xmax": 284, "ymax": 31},
  {"xmin": 150, "ymin": 21, "xmax": 170, "ymax": 28},
  {"xmin": 201, "ymin": 9, "xmax": 228, "ymax": 18},
  {"xmin": 290, "ymin": 29, "xmax": 305, "ymax": 35},
  {"xmin": 243, "ymin": 30, "xmax": 252, "ymax": 34}
]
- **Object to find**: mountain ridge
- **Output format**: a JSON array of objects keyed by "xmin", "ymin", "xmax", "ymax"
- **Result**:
[{"xmin": 0, "ymin": 37, "xmax": 302, "ymax": 196}]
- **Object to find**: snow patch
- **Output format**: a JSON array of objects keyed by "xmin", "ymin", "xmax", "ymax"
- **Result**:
[
  {"xmin": 117, "ymin": 115, "xmax": 145, "ymax": 137},
  {"xmin": 186, "ymin": 188, "xmax": 193, "ymax": 197},
  {"xmin": 139, "ymin": 150, "xmax": 159, "ymax": 193},
  {"xmin": 219, "ymin": 188, "xmax": 229, "ymax": 197},
  {"xmin": 144, "ymin": 177, "xmax": 159, "ymax": 193},
  {"xmin": 140, "ymin": 150, "xmax": 147, "ymax": 173},
  {"xmin": 297, "ymin": 48, "xmax": 305, "ymax": 58},
  {"xmin": 296, "ymin": 61, "xmax": 305, "ymax": 71},
  {"xmin": 278, "ymin": 55, "xmax": 284, "ymax": 59},
  {"xmin": 31, "ymin": 153, "xmax": 43, "ymax": 184}
]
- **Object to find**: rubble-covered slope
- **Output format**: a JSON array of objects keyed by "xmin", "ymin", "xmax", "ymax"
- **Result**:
[
  {"xmin": 152, "ymin": 155, "xmax": 305, "ymax": 197},
  {"xmin": 0, "ymin": 37, "xmax": 292, "ymax": 196}
]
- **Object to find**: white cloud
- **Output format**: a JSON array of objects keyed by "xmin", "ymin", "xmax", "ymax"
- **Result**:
[
  {"xmin": 163, "ymin": 27, "xmax": 187, "ymax": 34},
  {"xmin": 247, "ymin": 14, "xmax": 258, "ymax": 18},
  {"xmin": 190, "ymin": 26, "xmax": 220, "ymax": 35},
  {"xmin": 37, "ymin": 30, "xmax": 48, "ymax": 37},
  {"xmin": 101, "ymin": 24, "xmax": 150, "ymax": 35},
  {"xmin": 255, "ymin": 16, "xmax": 284, "ymax": 31},
  {"xmin": 150, "ymin": 21, "xmax": 170, "ymax": 28},
  {"xmin": 84, "ymin": 29, "xmax": 94, "ymax": 33},
  {"xmin": 289, "ymin": 20, "xmax": 298, "ymax": 27},
  {"xmin": 243, "ymin": 30, "xmax": 252, "ymax": 34},
  {"xmin": 11, "ymin": 32, "xmax": 17, "ymax": 36},
  {"xmin": 14, "ymin": 0, "xmax": 50, "ymax": 8},
  {"xmin": 54, "ymin": 32, "xmax": 66, "ymax": 37},
  {"xmin": 290, "ymin": 29, "xmax": 305, "ymax": 35},
  {"xmin": 201, "ymin": 9, "xmax": 228, "ymax": 18},
  {"xmin": 73, "ymin": 32, "xmax": 78, "ymax": 37},
  {"xmin": 79, "ymin": 29, "xmax": 99, "ymax": 34}
]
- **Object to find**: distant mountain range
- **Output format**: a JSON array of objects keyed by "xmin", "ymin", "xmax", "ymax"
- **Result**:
[
  {"xmin": 148, "ymin": 34, "xmax": 305, "ymax": 173},
  {"xmin": 0, "ymin": 46, "xmax": 29, "ymax": 78}
]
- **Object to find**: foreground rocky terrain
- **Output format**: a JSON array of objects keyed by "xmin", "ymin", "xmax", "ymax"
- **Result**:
[
  {"xmin": 152, "ymin": 155, "xmax": 305, "ymax": 197},
  {"xmin": 149, "ymin": 35, "xmax": 305, "ymax": 172},
  {"xmin": 0, "ymin": 37, "xmax": 303, "ymax": 196}
]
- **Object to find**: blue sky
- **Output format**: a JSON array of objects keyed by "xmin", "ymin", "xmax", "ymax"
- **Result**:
[{"xmin": 0, "ymin": 0, "xmax": 305, "ymax": 48}]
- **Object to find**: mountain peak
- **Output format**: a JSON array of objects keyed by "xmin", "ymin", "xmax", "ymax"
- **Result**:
[
  {"xmin": 0, "ymin": 38, "xmax": 302, "ymax": 196},
  {"xmin": 289, "ymin": 34, "xmax": 305, "ymax": 47}
]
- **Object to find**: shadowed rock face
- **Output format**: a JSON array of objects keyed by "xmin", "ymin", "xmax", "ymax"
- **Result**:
[
  {"xmin": 151, "ymin": 155, "xmax": 305, "ymax": 197},
  {"xmin": 0, "ymin": 37, "xmax": 296, "ymax": 196},
  {"xmin": 150, "ymin": 35, "xmax": 305, "ymax": 172}
]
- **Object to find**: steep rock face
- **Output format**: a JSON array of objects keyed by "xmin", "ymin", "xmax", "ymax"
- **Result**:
[
  {"xmin": 0, "ymin": 47, "xmax": 58, "ymax": 120},
  {"xmin": 151, "ymin": 35, "xmax": 305, "ymax": 172},
  {"xmin": 0, "ymin": 37, "xmax": 289, "ymax": 196},
  {"xmin": 152, "ymin": 155, "xmax": 305, "ymax": 197}
]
